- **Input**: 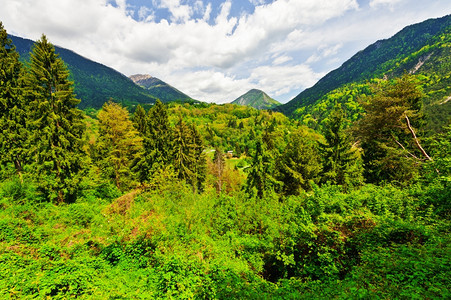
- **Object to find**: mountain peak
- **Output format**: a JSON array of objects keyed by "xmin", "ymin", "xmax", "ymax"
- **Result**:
[
  {"xmin": 232, "ymin": 89, "xmax": 280, "ymax": 110},
  {"xmin": 130, "ymin": 74, "xmax": 153, "ymax": 82},
  {"xmin": 130, "ymin": 74, "xmax": 196, "ymax": 103}
]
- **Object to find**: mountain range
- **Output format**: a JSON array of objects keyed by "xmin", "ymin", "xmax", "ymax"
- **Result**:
[
  {"xmin": 231, "ymin": 89, "xmax": 280, "ymax": 110},
  {"xmin": 277, "ymin": 14, "xmax": 451, "ymax": 131},
  {"xmin": 10, "ymin": 35, "xmax": 195, "ymax": 109},
  {"xmin": 8, "ymin": 14, "xmax": 451, "ymax": 128}
]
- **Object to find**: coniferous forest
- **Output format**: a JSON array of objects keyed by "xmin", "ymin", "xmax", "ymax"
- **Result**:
[{"xmin": 1, "ymin": 21, "xmax": 450, "ymax": 299}]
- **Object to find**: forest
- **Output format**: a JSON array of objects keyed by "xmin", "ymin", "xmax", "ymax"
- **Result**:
[{"xmin": 0, "ymin": 23, "xmax": 450, "ymax": 298}]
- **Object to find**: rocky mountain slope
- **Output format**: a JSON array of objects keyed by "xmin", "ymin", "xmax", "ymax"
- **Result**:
[{"xmin": 130, "ymin": 74, "xmax": 195, "ymax": 103}]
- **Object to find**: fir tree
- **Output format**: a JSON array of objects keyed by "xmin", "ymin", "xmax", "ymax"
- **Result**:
[
  {"xmin": 275, "ymin": 129, "xmax": 322, "ymax": 195},
  {"xmin": 133, "ymin": 100, "xmax": 172, "ymax": 183},
  {"xmin": 190, "ymin": 123, "xmax": 206, "ymax": 192},
  {"xmin": 172, "ymin": 116, "xmax": 206, "ymax": 191},
  {"xmin": 173, "ymin": 116, "xmax": 196, "ymax": 183},
  {"xmin": 133, "ymin": 104, "xmax": 148, "ymax": 135},
  {"xmin": 23, "ymin": 35, "xmax": 86, "ymax": 203},
  {"xmin": 0, "ymin": 22, "xmax": 27, "ymax": 174},
  {"xmin": 246, "ymin": 139, "xmax": 279, "ymax": 198},
  {"xmin": 319, "ymin": 106, "xmax": 363, "ymax": 187}
]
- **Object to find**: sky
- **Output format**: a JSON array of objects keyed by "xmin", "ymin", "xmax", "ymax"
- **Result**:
[{"xmin": 0, "ymin": 1, "xmax": 450, "ymax": 103}]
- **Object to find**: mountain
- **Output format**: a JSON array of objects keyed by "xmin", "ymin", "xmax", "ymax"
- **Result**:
[
  {"xmin": 232, "ymin": 89, "xmax": 280, "ymax": 110},
  {"xmin": 130, "ymin": 74, "xmax": 196, "ymax": 103},
  {"xmin": 10, "ymin": 35, "xmax": 158, "ymax": 109},
  {"xmin": 278, "ymin": 14, "xmax": 451, "ymax": 131}
]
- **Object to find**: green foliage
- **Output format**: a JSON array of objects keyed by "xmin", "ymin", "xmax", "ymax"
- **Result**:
[
  {"xmin": 275, "ymin": 128, "xmax": 322, "ymax": 195},
  {"xmin": 231, "ymin": 89, "xmax": 280, "ymax": 110},
  {"xmin": 0, "ymin": 22, "xmax": 27, "ymax": 173},
  {"xmin": 0, "ymin": 19, "xmax": 449, "ymax": 300},
  {"xmin": 280, "ymin": 14, "xmax": 451, "ymax": 129},
  {"xmin": 354, "ymin": 75, "xmax": 427, "ymax": 184},
  {"xmin": 319, "ymin": 106, "xmax": 363, "ymax": 187},
  {"xmin": 22, "ymin": 34, "xmax": 87, "ymax": 203},
  {"xmin": 94, "ymin": 101, "xmax": 143, "ymax": 190}
]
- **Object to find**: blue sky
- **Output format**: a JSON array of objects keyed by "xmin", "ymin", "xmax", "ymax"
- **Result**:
[{"xmin": 0, "ymin": 0, "xmax": 450, "ymax": 103}]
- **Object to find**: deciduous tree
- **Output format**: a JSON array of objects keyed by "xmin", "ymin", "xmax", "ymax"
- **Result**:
[{"xmin": 96, "ymin": 101, "xmax": 142, "ymax": 190}]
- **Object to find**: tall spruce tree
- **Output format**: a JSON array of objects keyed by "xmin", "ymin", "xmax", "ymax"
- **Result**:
[
  {"xmin": 246, "ymin": 139, "xmax": 279, "ymax": 198},
  {"xmin": 0, "ymin": 22, "xmax": 27, "ymax": 175},
  {"xmin": 275, "ymin": 129, "xmax": 322, "ymax": 195},
  {"xmin": 172, "ymin": 116, "xmax": 206, "ymax": 191},
  {"xmin": 319, "ymin": 106, "xmax": 363, "ymax": 187},
  {"xmin": 23, "ymin": 35, "xmax": 86, "ymax": 203},
  {"xmin": 133, "ymin": 100, "xmax": 172, "ymax": 184},
  {"xmin": 190, "ymin": 123, "xmax": 206, "ymax": 192}
]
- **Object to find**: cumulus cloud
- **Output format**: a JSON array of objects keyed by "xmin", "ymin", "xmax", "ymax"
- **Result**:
[{"xmin": 0, "ymin": 0, "xmax": 449, "ymax": 103}]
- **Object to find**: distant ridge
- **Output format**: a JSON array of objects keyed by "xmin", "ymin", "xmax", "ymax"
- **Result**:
[
  {"xmin": 277, "ymin": 14, "xmax": 451, "ymax": 121},
  {"xmin": 130, "ymin": 74, "xmax": 196, "ymax": 103},
  {"xmin": 10, "ymin": 35, "xmax": 157, "ymax": 109},
  {"xmin": 232, "ymin": 89, "xmax": 280, "ymax": 110}
]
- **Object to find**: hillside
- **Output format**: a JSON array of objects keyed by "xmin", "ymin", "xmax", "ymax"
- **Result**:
[
  {"xmin": 232, "ymin": 89, "xmax": 280, "ymax": 110},
  {"xmin": 130, "ymin": 74, "xmax": 196, "ymax": 103},
  {"xmin": 10, "ymin": 35, "xmax": 158, "ymax": 109},
  {"xmin": 278, "ymin": 14, "xmax": 451, "ymax": 131}
]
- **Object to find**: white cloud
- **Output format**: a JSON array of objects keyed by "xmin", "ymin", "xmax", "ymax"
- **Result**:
[
  {"xmin": 370, "ymin": 0, "xmax": 404, "ymax": 10},
  {"xmin": 0, "ymin": 0, "xmax": 450, "ymax": 103}
]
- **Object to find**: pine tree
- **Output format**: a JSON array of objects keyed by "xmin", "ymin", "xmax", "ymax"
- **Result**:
[
  {"xmin": 96, "ymin": 101, "xmax": 143, "ymax": 190},
  {"xmin": 0, "ymin": 22, "xmax": 27, "ymax": 174},
  {"xmin": 23, "ymin": 35, "xmax": 86, "ymax": 203},
  {"xmin": 319, "ymin": 106, "xmax": 362, "ymax": 187},
  {"xmin": 354, "ymin": 75, "xmax": 428, "ymax": 184}
]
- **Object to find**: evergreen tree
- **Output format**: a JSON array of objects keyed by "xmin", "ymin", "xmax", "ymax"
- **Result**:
[
  {"xmin": 190, "ymin": 123, "xmax": 206, "ymax": 192},
  {"xmin": 0, "ymin": 22, "xmax": 27, "ymax": 174},
  {"xmin": 133, "ymin": 100, "xmax": 172, "ymax": 183},
  {"xmin": 23, "ymin": 35, "xmax": 86, "ymax": 203},
  {"xmin": 148, "ymin": 100, "xmax": 172, "ymax": 167},
  {"xmin": 172, "ymin": 116, "xmax": 206, "ymax": 191},
  {"xmin": 275, "ymin": 129, "xmax": 322, "ymax": 195},
  {"xmin": 246, "ymin": 139, "xmax": 279, "ymax": 198},
  {"xmin": 96, "ymin": 101, "xmax": 142, "ymax": 190},
  {"xmin": 133, "ymin": 104, "xmax": 148, "ymax": 135},
  {"xmin": 319, "ymin": 106, "xmax": 363, "ymax": 187},
  {"xmin": 354, "ymin": 75, "xmax": 428, "ymax": 184},
  {"xmin": 173, "ymin": 116, "xmax": 195, "ymax": 182},
  {"xmin": 212, "ymin": 147, "xmax": 225, "ymax": 193}
]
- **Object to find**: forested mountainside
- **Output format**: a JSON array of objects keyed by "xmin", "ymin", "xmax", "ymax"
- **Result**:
[
  {"xmin": 1, "ymin": 17, "xmax": 450, "ymax": 299},
  {"xmin": 130, "ymin": 74, "xmax": 196, "ymax": 104},
  {"xmin": 231, "ymin": 89, "xmax": 280, "ymax": 110},
  {"xmin": 278, "ymin": 14, "xmax": 450, "ymax": 132},
  {"xmin": 10, "ymin": 35, "xmax": 158, "ymax": 108}
]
